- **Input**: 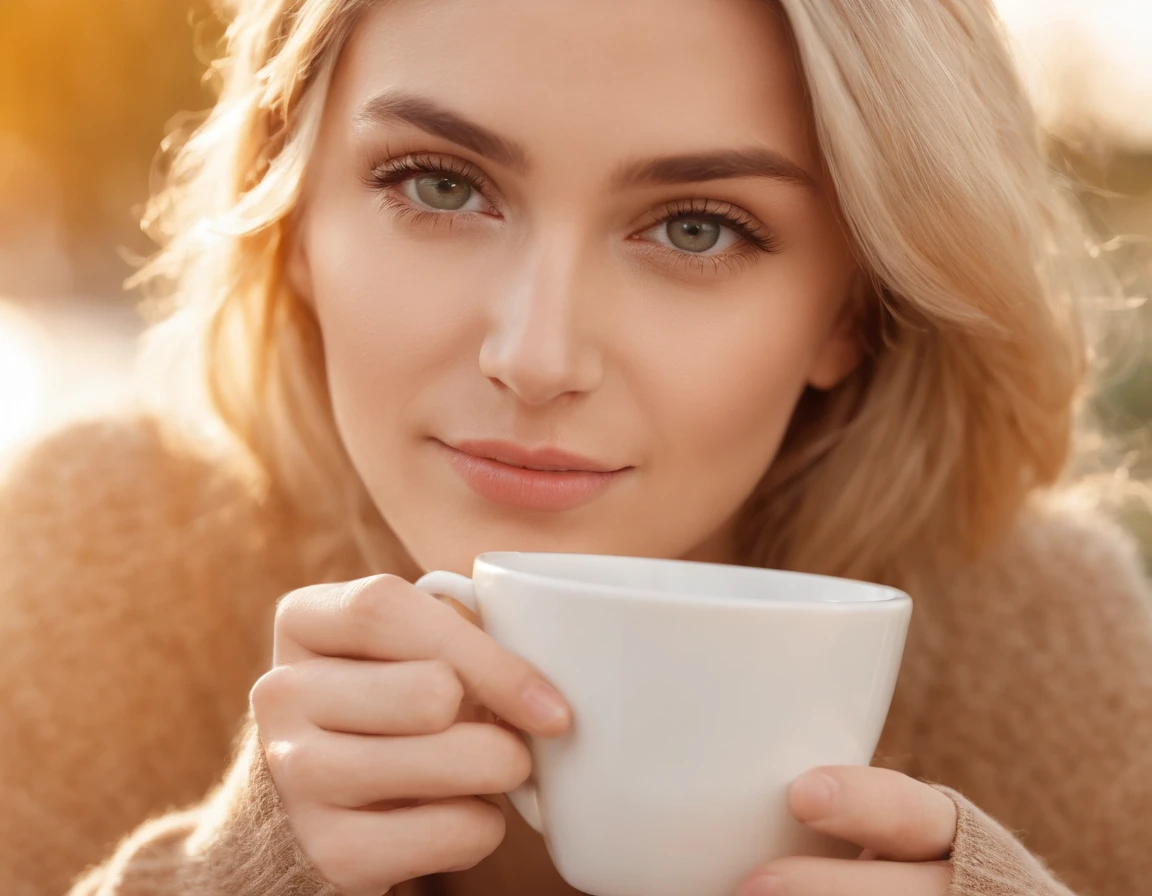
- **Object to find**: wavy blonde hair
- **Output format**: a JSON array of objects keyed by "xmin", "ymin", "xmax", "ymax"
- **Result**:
[{"xmin": 137, "ymin": 0, "xmax": 1112, "ymax": 587}]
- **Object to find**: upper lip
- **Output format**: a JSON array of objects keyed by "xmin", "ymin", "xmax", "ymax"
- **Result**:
[{"xmin": 445, "ymin": 439, "xmax": 627, "ymax": 473}]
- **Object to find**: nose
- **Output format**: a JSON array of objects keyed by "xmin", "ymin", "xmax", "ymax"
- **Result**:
[{"xmin": 478, "ymin": 238, "xmax": 605, "ymax": 406}]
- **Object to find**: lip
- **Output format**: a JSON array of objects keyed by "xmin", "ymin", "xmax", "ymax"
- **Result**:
[{"xmin": 436, "ymin": 439, "xmax": 632, "ymax": 512}]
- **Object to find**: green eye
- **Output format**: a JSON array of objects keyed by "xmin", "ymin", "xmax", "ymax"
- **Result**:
[
  {"xmin": 666, "ymin": 217, "xmax": 722, "ymax": 253},
  {"xmin": 413, "ymin": 174, "xmax": 474, "ymax": 210}
]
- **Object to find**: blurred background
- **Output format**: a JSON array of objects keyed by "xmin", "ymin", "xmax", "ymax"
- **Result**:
[{"xmin": 0, "ymin": 0, "xmax": 1150, "ymax": 557}]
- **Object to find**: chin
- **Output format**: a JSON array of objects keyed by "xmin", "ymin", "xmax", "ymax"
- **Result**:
[{"xmin": 395, "ymin": 507, "xmax": 651, "ymax": 577}]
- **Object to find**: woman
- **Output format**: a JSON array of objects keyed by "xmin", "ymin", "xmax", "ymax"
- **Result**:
[{"xmin": 1, "ymin": 0, "xmax": 1149, "ymax": 894}]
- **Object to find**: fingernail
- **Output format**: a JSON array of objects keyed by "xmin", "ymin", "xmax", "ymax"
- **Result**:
[
  {"xmin": 789, "ymin": 770, "xmax": 838, "ymax": 821},
  {"xmin": 522, "ymin": 681, "xmax": 567, "ymax": 727},
  {"xmin": 739, "ymin": 873, "xmax": 786, "ymax": 896}
]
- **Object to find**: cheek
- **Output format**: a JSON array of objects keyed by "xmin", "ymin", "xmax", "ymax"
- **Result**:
[
  {"xmin": 650, "ymin": 320, "xmax": 811, "ymax": 483},
  {"xmin": 308, "ymin": 192, "xmax": 501, "ymax": 365},
  {"xmin": 302, "ymin": 214, "xmax": 490, "ymax": 477},
  {"xmin": 309, "ymin": 220, "xmax": 470, "ymax": 359},
  {"xmin": 642, "ymin": 265, "xmax": 847, "ymax": 483}
]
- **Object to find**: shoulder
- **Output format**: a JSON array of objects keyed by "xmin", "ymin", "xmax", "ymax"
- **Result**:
[
  {"xmin": 1, "ymin": 410, "xmax": 266, "ymax": 553},
  {"xmin": 914, "ymin": 491, "xmax": 1152, "ymax": 689},
  {"xmin": 1005, "ymin": 492, "xmax": 1145, "ymax": 585},
  {"xmin": 0, "ymin": 409, "xmax": 304, "ymax": 665},
  {"xmin": 893, "ymin": 491, "xmax": 1150, "ymax": 708},
  {"xmin": 951, "ymin": 493, "xmax": 1149, "ymax": 625}
]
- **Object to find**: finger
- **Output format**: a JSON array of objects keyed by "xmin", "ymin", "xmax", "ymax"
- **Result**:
[
  {"xmin": 439, "ymin": 594, "xmax": 480, "ymax": 626},
  {"xmin": 252, "ymin": 658, "xmax": 465, "ymax": 736},
  {"xmin": 429, "ymin": 597, "xmax": 491, "ymax": 723},
  {"xmin": 787, "ymin": 766, "xmax": 956, "ymax": 862},
  {"xmin": 300, "ymin": 797, "xmax": 505, "ymax": 896},
  {"xmin": 456, "ymin": 698, "xmax": 495, "ymax": 725},
  {"xmin": 740, "ymin": 856, "xmax": 950, "ymax": 896},
  {"xmin": 274, "ymin": 577, "xmax": 475, "ymax": 663},
  {"xmin": 282, "ymin": 722, "xmax": 532, "ymax": 807},
  {"xmin": 276, "ymin": 576, "xmax": 571, "ymax": 736}
]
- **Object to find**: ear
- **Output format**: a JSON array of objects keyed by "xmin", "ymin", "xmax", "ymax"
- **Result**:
[{"xmin": 806, "ymin": 270, "xmax": 867, "ymax": 391}]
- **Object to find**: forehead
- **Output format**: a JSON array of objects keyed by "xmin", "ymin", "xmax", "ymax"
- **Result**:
[{"xmin": 328, "ymin": 0, "xmax": 817, "ymax": 174}]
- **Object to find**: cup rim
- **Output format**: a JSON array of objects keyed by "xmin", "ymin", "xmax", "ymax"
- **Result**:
[{"xmin": 473, "ymin": 551, "xmax": 911, "ymax": 611}]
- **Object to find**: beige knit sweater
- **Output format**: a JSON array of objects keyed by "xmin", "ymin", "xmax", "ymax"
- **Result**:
[{"xmin": 1, "ymin": 413, "xmax": 1150, "ymax": 896}]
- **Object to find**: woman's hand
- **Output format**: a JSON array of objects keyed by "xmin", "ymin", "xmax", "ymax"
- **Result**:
[
  {"xmin": 249, "ymin": 574, "xmax": 572, "ymax": 896},
  {"xmin": 738, "ymin": 766, "xmax": 957, "ymax": 895}
]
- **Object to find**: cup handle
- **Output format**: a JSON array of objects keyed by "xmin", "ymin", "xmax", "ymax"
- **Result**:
[
  {"xmin": 414, "ymin": 571, "xmax": 478, "ymax": 614},
  {"xmin": 413, "ymin": 571, "xmax": 545, "ymax": 834}
]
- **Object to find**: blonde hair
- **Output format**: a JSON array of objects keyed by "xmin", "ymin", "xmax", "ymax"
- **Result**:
[{"xmin": 137, "ymin": 0, "xmax": 1115, "ymax": 586}]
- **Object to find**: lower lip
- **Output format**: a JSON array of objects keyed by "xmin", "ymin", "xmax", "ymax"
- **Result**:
[{"xmin": 438, "ymin": 442, "xmax": 628, "ymax": 512}]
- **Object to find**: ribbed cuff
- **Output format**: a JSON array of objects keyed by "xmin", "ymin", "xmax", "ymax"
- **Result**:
[
  {"xmin": 933, "ymin": 786, "xmax": 1077, "ymax": 896},
  {"xmin": 70, "ymin": 719, "xmax": 340, "ymax": 896}
]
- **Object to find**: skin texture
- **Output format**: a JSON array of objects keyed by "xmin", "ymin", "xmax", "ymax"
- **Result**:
[
  {"xmin": 266, "ymin": 0, "xmax": 961, "ymax": 893},
  {"xmin": 738, "ymin": 767, "xmax": 954, "ymax": 896},
  {"xmin": 290, "ymin": 0, "xmax": 862, "ymax": 576}
]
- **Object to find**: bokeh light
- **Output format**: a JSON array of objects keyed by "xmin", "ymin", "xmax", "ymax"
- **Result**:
[
  {"xmin": 0, "ymin": 303, "xmax": 50, "ymax": 452},
  {"xmin": 996, "ymin": 0, "xmax": 1152, "ymax": 148}
]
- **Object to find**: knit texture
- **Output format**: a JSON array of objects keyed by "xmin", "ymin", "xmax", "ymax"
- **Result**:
[
  {"xmin": 1, "ymin": 413, "xmax": 1149, "ymax": 896},
  {"xmin": 69, "ymin": 719, "xmax": 339, "ymax": 896},
  {"xmin": 934, "ymin": 787, "xmax": 1075, "ymax": 896}
]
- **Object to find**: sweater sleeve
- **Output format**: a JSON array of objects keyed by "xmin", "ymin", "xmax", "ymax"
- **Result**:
[
  {"xmin": 68, "ymin": 717, "xmax": 340, "ymax": 896},
  {"xmin": 933, "ymin": 786, "xmax": 1076, "ymax": 896}
]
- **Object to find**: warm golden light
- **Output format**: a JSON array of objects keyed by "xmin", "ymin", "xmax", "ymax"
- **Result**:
[
  {"xmin": 0, "ymin": 302, "xmax": 51, "ymax": 455},
  {"xmin": 996, "ymin": 0, "xmax": 1152, "ymax": 147}
]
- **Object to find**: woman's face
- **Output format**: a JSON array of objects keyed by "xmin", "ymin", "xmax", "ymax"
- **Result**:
[{"xmin": 293, "ymin": 0, "xmax": 860, "ymax": 574}]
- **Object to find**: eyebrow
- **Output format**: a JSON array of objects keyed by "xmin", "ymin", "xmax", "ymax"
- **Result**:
[
  {"xmin": 354, "ymin": 89, "xmax": 817, "ymax": 192},
  {"xmin": 355, "ymin": 90, "xmax": 530, "ymax": 171},
  {"xmin": 611, "ymin": 147, "xmax": 817, "ymax": 192}
]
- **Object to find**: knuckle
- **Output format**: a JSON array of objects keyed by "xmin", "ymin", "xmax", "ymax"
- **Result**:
[
  {"xmin": 273, "ymin": 589, "xmax": 301, "ymax": 630},
  {"xmin": 413, "ymin": 699, "xmax": 459, "ymax": 735},
  {"xmin": 341, "ymin": 575, "xmax": 409, "ymax": 629},
  {"xmin": 415, "ymin": 661, "xmax": 465, "ymax": 728},
  {"xmin": 423, "ymin": 659, "xmax": 465, "ymax": 702},
  {"xmin": 262, "ymin": 737, "xmax": 302, "ymax": 789},
  {"xmin": 268, "ymin": 733, "xmax": 331, "ymax": 798},
  {"xmin": 472, "ymin": 725, "xmax": 532, "ymax": 792},
  {"xmin": 423, "ymin": 806, "xmax": 472, "ymax": 865},
  {"xmin": 274, "ymin": 583, "xmax": 328, "ymax": 630},
  {"xmin": 428, "ymin": 799, "xmax": 506, "ymax": 872},
  {"xmin": 249, "ymin": 665, "xmax": 299, "ymax": 717}
]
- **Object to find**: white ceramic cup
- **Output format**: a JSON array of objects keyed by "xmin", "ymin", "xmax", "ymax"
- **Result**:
[{"xmin": 415, "ymin": 553, "xmax": 911, "ymax": 896}]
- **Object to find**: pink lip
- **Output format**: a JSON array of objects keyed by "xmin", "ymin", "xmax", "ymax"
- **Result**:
[{"xmin": 436, "ymin": 439, "xmax": 631, "ymax": 512}]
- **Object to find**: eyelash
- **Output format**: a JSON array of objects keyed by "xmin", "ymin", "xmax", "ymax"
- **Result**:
[
  {"xmin": 365, "ymin": 152, "xmax": 496, "ymax": 220},
  {"xmin": 363, "ymin": 152, "xmax": 782, "ymax": 274}
]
